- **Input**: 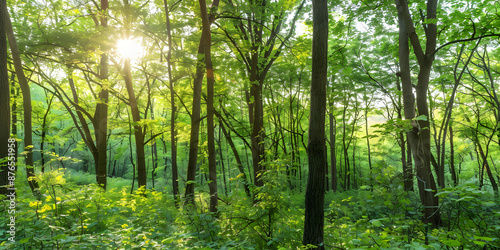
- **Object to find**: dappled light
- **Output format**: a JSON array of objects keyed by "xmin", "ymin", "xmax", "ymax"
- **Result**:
[{"xmin": 1, "ymin": 0, "xmax": 500, "ymax": 249}]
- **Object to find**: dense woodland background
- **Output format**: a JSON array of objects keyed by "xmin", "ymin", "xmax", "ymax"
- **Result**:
[{"xmin": 1, "ymin": 0, "xmax": 500, "ymax": 249}]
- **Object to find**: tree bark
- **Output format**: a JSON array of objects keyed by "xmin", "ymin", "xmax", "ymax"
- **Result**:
[
  {"xmin": 94, "ymin": 0, "xmax": 109, "ymax": 189},
  {"xmin": 198, "ymin": 0, "xmax": 218, "ymax": 213},
  {"xmin": 164, "ymin": 0, "xmax": 180, "ymax": 207},
  {"xmin": 0, "ymin": 0, "xmax": 10, "ymax": 196},
  {"xmin": 395, "ymin": 0, "xmax": 440, "ymax": 227},
  {"xmin": 329, "ymin": 113, "xmax": 337, "ymax": 192},
  {"xmin": 123, "ymin": 59, "xmax": 147, "ymax": 189},
  {"xmin": 303, "ymin": 0, "xmax": 327, "ymax": 247},
  {"xmin": 184, "ymin": 0, "xmax": 219, "ymax": 206},
  {"xmin": 449, "ymin": 125, "xmax": 457, "ymax": 186}
]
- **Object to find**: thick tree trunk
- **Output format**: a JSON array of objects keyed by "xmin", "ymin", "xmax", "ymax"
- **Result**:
[{"xmin": 303, "ymin": 0, "xmax": 327, "ymax": 247}]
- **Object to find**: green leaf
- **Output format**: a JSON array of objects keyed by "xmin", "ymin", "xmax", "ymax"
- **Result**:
[
  {"xmin": 53, "ymin": 234, "xmax": 67, "ymax": 240},
  {"xmin": 414, "ymin": 115, "xmax": 428, "ymax": 121}
]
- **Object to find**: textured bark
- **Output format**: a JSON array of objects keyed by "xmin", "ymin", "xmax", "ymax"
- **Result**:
[{"xmin": 303, "ymin": 0, "xmax": 327, "ymax": 247}]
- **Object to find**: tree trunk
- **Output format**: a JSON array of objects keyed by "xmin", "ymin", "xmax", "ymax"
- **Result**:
[
  {"xmin": 303, "ymin": 0, "xmax": 327, "ymax": 247},
  {"xmin": 449, "ymin": 125, "xmax": 457, "ymax": 186},
  {"xmin": 164, "ymin": 0, "xmax": 180, "ymax": 207},
  {"xmin": 364, "ymin": 106, "xmax": 373, "ymax": 189},
  {"xmin": 40, "ymin": 94, "xmax": 54, "ymax": 173},
  {"xmin": 198, "ymin": 0, "xmax": 218, "ymax": 213},
  {"xmin": 184, "ymin": 0, "xmax": 220, "ymax": 206},
  {"xmin": 395, "ymin": 0, "xmax": 440, "ymax": 227},
  {"xmin": 217, "ymin": 114, "xmax": 251, "ymax": 197},
  {"xmin": 0, "ymin": 0, "xmax": 11, "ymax": 195},
  {"xmin": 3, "ymin": 3, "xmax": 39, "ymax": 195},
  {"xmin": 123, "ymin": 59, "xmax": 146, "ymax": 189},
  {"xmin": 396, "ymin": 76, "xmax": 413, "ymax": 191},
  {"xmin": 92, "ymin": 0, "xmax": 109, "ymax": 189},
  {"xmin": 329, "ymin": 113, "xmax": 337, "ymax": 192},
  {"xmin": 476, "ymin": 138, "xmax": 499, "ymax": 197}
]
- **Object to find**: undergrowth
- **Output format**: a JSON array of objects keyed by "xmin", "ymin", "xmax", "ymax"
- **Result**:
[{"xmin": 0, "ymin": 169, "xmax": 499, "ymax": 249}]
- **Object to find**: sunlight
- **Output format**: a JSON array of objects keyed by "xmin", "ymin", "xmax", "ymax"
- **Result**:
[{"xmin": 115, "ymin": 39, "xmax": 143, "ymax": 60}]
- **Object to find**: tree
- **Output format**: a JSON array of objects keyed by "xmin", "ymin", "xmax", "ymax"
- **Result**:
[
  {"xmin": 395, "ymin": 0, "xmax": 440, "ymax": 227},
  {"xmin": 163, "ymin": 0, "xmax": 180, "ymax": 207},
  {"xmin": 303, "ymin": 0, "xmax": 327, "ymax": 247},
  {"xmin": 198, "ymin": 0, "xmax": 218, "ymax": 213},
  {"xmin": 218, "ymin": 0, "xmax": 305, "ymax": 194},
  {"xmin": 94, "ymin": 0, "xmax": 110, "ymax": 189},
  {"xmin": 0, "ymin": 0, "xmax": 10, "ymax": 196},
  {"xmin": 2, "ymin": 1, "xmax": 39, "ymax": 195},
  {"xmin": 184, "ymin": 0, "xmax": 219, "ymax": 206}
]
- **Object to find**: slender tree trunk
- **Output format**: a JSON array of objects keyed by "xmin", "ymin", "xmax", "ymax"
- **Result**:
[
  {"xmin": 121, "ymin": 1, "xmax": 146, "ymax": 189},
  {"xmin": 449, "ymin": 125, "xmax": 457, "ymax": 186},
  {"xmin": 396, "ymin": 77, "xmax": 413, "ymax": 191},
  {"xmin": 150, "ymin": 100, "xmax": 158, "ymax": 189},
  {"xmin": 251, "ymin": 79, "xmax": 265, "ymax": 190},
  {"xmin": 395, "ymin": 0, "xmax": 440, "ymax": 227},
  {"xmin": 364, "ymin": 107, "xmax": 373, "ymax": 189},
  {"xmin": 184, "ymin": 0, "xmax": 220, "ymax": 206},
  {"xmin": 303, "ymin": 0, "xmax": 327, "ymax": 247},
  {"xmin": 218, "ymin": 125, "xmax": 228, "ymax": 196},
  {"xmin": 123, "ymin": 59, "xmax": 146, "ymax": 189},
  {"xmin": 198, "ymin": 0, "xmax": 218, "ymax": 213},
  {"xmin": 329, "ymin": 113, "xmax": 337, "ymax": 192},
  {"xmin": 0, "ymin": 0, "xmax": 11, "ymax": 195},
  {"xmin": 128, "ymin": 109, "xmax": 137, "ymax": 194},
  {"xmin": 164, "ymin": 0, "xmax": 180, "ymax": 207},
  {"xmin": 185, "ymin": 32, "xmax": 207, "ymax": 207},
  {"xmin": 40, "ymin": 94, "xmax": 54, "ymax": 173},
  {"xmin": 3, "ymin": 3, "xmax": 39, "ymax": 195},
  {"xmin": 94, "ymin": 0, "xmax": 109, "ymax": 190},
  {"xmin": 476, "ymin": 138, "xmax": 499, "ymax": 196},
  {"xmin": 217, "ymin": 114, "xmax": 251, "ymax": 197}
]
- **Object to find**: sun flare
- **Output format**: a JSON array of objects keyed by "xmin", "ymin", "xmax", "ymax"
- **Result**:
[{"xmin": 116, "ymin": 39, "xmax": 143, "ymax": 60}]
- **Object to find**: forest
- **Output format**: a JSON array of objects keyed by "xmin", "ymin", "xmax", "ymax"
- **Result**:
[{"xmin": 1, "ymin": 0, "xmax": 500, "ymax": 249}]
